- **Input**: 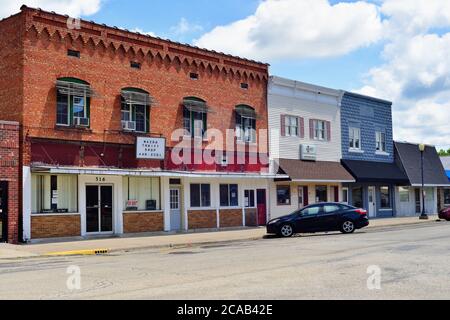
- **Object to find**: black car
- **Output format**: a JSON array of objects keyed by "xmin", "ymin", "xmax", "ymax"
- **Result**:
[{"xmin": 267, "ymin": 203, "xmax": 369, "ymax": 237}]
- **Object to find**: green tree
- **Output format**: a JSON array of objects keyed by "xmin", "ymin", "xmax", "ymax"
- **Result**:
[{"xmin": 438, "ymin": 149, "xmax": 450, "ymax": 156}]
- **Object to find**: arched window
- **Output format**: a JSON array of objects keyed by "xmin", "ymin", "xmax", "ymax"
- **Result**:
[
  {"xmin": 121, "ymin": 88, "xmax": 151, "ymax": 133},
  {"xmin": 182, "ymin": 97, "xmax": 208, "ymax": 139},
  {"xmin": 56, "ymin": 77, "xmax": 92, "ymax": 127},
  {"xmin": 235, "ymin": 105, "xmax": 256, "ymax": 143}
]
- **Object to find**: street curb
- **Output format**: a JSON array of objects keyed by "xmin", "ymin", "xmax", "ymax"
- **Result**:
[
  {"xmin": 2, "ymin": 219, "xmax": 444, "ymax": 261},
  {"xmin": 44, "ymin": 249, "xmax": 109, "ymax": 257}
]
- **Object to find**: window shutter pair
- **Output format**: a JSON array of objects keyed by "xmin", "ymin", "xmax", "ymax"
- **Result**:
[{"xmin": 281, "ymin": 114, "xmax": 304, "ymax": 137}]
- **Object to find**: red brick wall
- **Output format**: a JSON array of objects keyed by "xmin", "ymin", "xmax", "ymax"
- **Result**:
[
  {"xmin": 245, "ymin": 208, "xmax": 258, "ymax": 227},
  {"xmin": 19, "ymin": 7, "xmax": 269, "ymax": 167},
  {"xmin": 219, "ymin": 209, "xmax": 243, "ymax": 228},
  {"xmin": 123, "ymin": 212, "xmax": 164, "ymax": 233},
  {"xmin": 188, "ymin": 210, "xmax": 217, "ymax": 229},
  {"xmin": 0, "ymin": 121, "xmax": 20, "ymax": 243},
  {"xmin": 31, "ymin": 214, "xmax": 81, "ymax": 239}
]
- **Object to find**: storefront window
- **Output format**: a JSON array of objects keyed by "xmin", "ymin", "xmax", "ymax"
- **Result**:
[
  {"xmin": 190, "ymin": 184, "xmax": 211, "ymax": 207},
  {"xmin": 31, "ymin": 174, "xmax": 78, "ymax": 214},
  {"xmin": 277, "ymin": 185, "xmax": 291, "ymax": 206},
  {"xmin": 315, "ymin": 186, "xmax": 328, "ymax": 203},
  {"xmin": 380, "ymin": 186, "xmax": 391, "ymax": 209},
  {"xmin": 245, "ymin": 190, "xmax": 255, "ymax": 208},
  {"xmin": 444, "ymin": 189, "xmax": 450, "ymax": 205},
  {"xmin": 399, "ymin": 187, "xmax": 410, "ymax": 202},
  {"xmin": 220, "ymin": 184, "xmax": 239, "ymax": 207},
  {"xmin": 352, "ymin": 187, "xmax": 363, "ymax": 208},
  {"xmin": 123, "ymin": 177, "xmax": 160, "ymax": 211}
]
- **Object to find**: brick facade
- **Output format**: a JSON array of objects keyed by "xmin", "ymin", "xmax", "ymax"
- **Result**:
[
  {"xmin": 123, "ymin": 212, "xmax": 164, "ymax": 233},
  {"xmin": 16, "ymin": 7, "xmax": 268, "ymax": 168},
  {"xmin": 0, "ymin": 6, "xmax": 270, "ymax": 241},
  {"xmin": 244, "ymin": 208, "xmax": 258, "ymax": 227},
  {"xmin": 0, "ymin": 121, "xmax": 20, "ymax": 243},
  {"xmin": 188, "ymin": 210, "xmax": 217, "ymax": 230},
  {"xmin": 219, "ymin": 209, "xmax": 243, "ymax": 228},
  {"xmin": 31, "ymin": 214, "xmax": 81, "ymax": 239}
]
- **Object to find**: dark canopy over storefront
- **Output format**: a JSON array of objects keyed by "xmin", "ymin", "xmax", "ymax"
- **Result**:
[{"xmin": 341, "ymin": 159, "xmax": 409, "ymax": 184}]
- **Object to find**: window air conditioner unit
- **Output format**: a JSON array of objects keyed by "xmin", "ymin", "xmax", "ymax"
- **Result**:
[
  {"xmin": 74, "ymin": 117, "xmax": 89, "ymax": 127},
  {"xmin": 122, "ymin": 121, "xmax": 136, "ymax": 131}
]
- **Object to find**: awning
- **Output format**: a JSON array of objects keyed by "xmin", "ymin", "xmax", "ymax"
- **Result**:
[
  {"xmin": 341, "ymin": 159, "xmax": 409, "ymax": 184},
  {"xmin": 31, "ymin": 165, "xmax": 288, "ymax": 180},
  {"xmin": 183, "ymin": 98, "xmax": 211, "ymax": 113},
  {"xmin": 56, "ymin": 80, "xmax": 96, "ymax": 97},
  {"xmin": 276, "ymin": 158, "xmax": 355, "ymax": 182},
  {"xmin": 446, "ymin": 170, "xmax": 450, "ymax": 182},
  {"xmin": 235, "ymin": 105, "xmax": 257, "ymax": 119},
  {"xmin": 395, "ymin": 142, "xmax": 450, "ymax": 186},
  {"xmin": 121, "ymin": 90, "xmax": 154, "ymax": 106}
]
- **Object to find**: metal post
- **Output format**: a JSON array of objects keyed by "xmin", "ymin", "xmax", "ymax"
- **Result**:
[{"xmin": 419, "ymin": 145, "xmax": 429, "ymax": 220}]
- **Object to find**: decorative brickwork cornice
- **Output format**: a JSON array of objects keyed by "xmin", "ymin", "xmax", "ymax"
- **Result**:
[{"xmin": 21, "ymin": 6, "xmax": 268, "ymax": 83}]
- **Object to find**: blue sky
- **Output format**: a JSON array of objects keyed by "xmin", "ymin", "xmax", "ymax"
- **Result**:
[
  {"xmin": 1, "ymin": 0, "xmax": 449, "ymax": 149},
  {"xmin": 87, "ymin": 0, "xmax": 381, "ymax": 90}
]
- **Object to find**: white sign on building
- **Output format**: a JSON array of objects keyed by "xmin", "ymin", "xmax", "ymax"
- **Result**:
[
  {"xmin": 300, "ymin": 144, "xmax": 317, "ymax": 161},
  {"xmin": 136, "ymin": 137, "xmax": 166, "ymax": 160}
]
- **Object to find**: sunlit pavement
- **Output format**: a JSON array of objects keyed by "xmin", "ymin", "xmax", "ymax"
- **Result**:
[{"xmin": 1, "ymin": 222, "xmax": 449, "ymax": 300}]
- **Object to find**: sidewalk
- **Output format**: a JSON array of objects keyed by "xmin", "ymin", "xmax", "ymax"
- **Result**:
[{"xmin": 0, "ymin": 215, "xmax": 441, "ymax": 261}]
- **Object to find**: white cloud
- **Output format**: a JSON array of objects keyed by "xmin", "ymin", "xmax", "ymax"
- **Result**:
[
  {"xmin": 381, "ymin": 0, "xmax": 450, "ymax": 36},
  {"xmin": 170, "ymin": 18, "xmax": 203, "ymax": 36},
  {"xmin": 358, "ymin": 32, "xmax": 450, "ymax": 148},
  {"xmin": 0, "ymin": 0, "xmax": 102, "ymax": 19},
  {"xmin": 194, "ymin": 0, "xmax": 383, "ymax": 61}
]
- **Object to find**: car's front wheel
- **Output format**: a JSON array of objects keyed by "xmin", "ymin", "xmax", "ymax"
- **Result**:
[
  {"xmin": 340, "ymin": 221, "xmax": 355, "ymax": 234},
  {"xmin": 279, "ymin": 224, "xmax": 294, "ymax": 238}
]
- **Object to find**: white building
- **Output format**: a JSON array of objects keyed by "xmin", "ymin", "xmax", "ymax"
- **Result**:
[{"xmin": 268, "ymin": 76, "xmax": 354, "ymax": 219}]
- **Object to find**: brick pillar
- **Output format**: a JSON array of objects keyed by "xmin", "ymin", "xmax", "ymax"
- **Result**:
[{"xmin": 0, "ymin": 121, "xmax": 20, "ymax": 244}]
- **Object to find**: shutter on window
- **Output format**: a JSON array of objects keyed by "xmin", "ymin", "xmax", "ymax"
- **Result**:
[
  {"xmin": 303, "ymin": 186, "xmax": 309, "ymax": 206},
  {"xmin": 280, "ymin": 114, "xmax": 286, "ymax": 136},
  {"xmin": 326, "ymin": 121, "xmax": 331, "ymax": 141},
  {"xmin": 299, "ymin": 117, "xmax": 304, "ymax": 138},
  {"xmin": 309, "ymin": 119, "xmax": 314, "ymax": 139}
]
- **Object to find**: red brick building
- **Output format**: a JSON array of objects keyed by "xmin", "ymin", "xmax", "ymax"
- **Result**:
[{"xmin": 0, "ymin": 6, "xmax": 276, "ymax": 242}]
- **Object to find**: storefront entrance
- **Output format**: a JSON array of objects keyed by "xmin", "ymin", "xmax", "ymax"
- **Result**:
[
  {"xmin": 170, "ymin": 187, "xmax": 182, "ymax": 231},
  {"xmin": 0, "ymin": 182, "xmax": 7, "ymax": 242},
  {"xmin": 257, "ymin": 189, "xmax": 267, "ymax": 226},
  {"xmin": 86, "ymin": 185, "xmax": 113, "ymax": 234}
]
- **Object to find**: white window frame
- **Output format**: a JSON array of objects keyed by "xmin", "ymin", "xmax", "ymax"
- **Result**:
[
  {"xmin": 241, "ymin": 116, "xmax": 256, "ymax": 143},
  {"xmin": 244, "ymin": 189, "xmax": 256, "ymax": 208},
  {"xmin": 121, "ymin": 102, "xmax": 147, "ymax": 133},
  {"xmin": 313, "ymin": 120, "xmax": 326, "ymax": 141},
  {"xmin": 72, "ymin": 95, "xmax": 87, "ymax": 119},
  {"xmin": 349, "ymin": 127, "xmax": 361, "ymax": 150},
  {"xmin": 342, "ymin": 187, "xmax": 349, "ymax": 204},
  {"xmin": 376, "ymin": 131, "xmax": 387, "ymax": 153},
  {"xmin": 285, "ymin": 116, "xmax": 299, "ymax": 137}
]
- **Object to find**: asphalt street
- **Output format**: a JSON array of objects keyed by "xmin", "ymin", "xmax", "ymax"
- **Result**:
[{"xmin": 0, "ymin": 222, "xmax": 449, "ymax": 300}]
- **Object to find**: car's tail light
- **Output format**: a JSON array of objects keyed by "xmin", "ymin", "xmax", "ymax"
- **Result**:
[{"xmin": 355, "ymin": 208, "xmax": 367, "ymax": 215}]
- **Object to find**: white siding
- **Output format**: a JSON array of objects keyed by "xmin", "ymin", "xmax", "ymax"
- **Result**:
[
  {"xmin": 395, "ymin": 187, "xmax": 438, "ymax": 217},
  {"xmin": 268, "ymin": 77, "xmax": 342, "ymax": 162}
]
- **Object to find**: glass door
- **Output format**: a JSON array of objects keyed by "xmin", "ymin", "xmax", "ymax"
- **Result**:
[{"xmin": 86, "ymin": 185, "xmax": 113, "ymax": 233}]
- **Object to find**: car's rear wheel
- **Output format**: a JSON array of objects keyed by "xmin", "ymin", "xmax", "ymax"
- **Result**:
[
  {"xmin": 341, "ymin": 221, "xmax": 355, "ymax": 234},
  {"xmin": 279, "ymin": 224, "xmax": 294, "ymax": 238}
]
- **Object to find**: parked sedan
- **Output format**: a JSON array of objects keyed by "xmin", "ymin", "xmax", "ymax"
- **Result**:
[
  {"xmin": 267, "ymin": 203, "xmax": 370, "ymax": 238},
  {"xmin": 439, "ymin": 207, "xmax": 450, "ymax": 221}
]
